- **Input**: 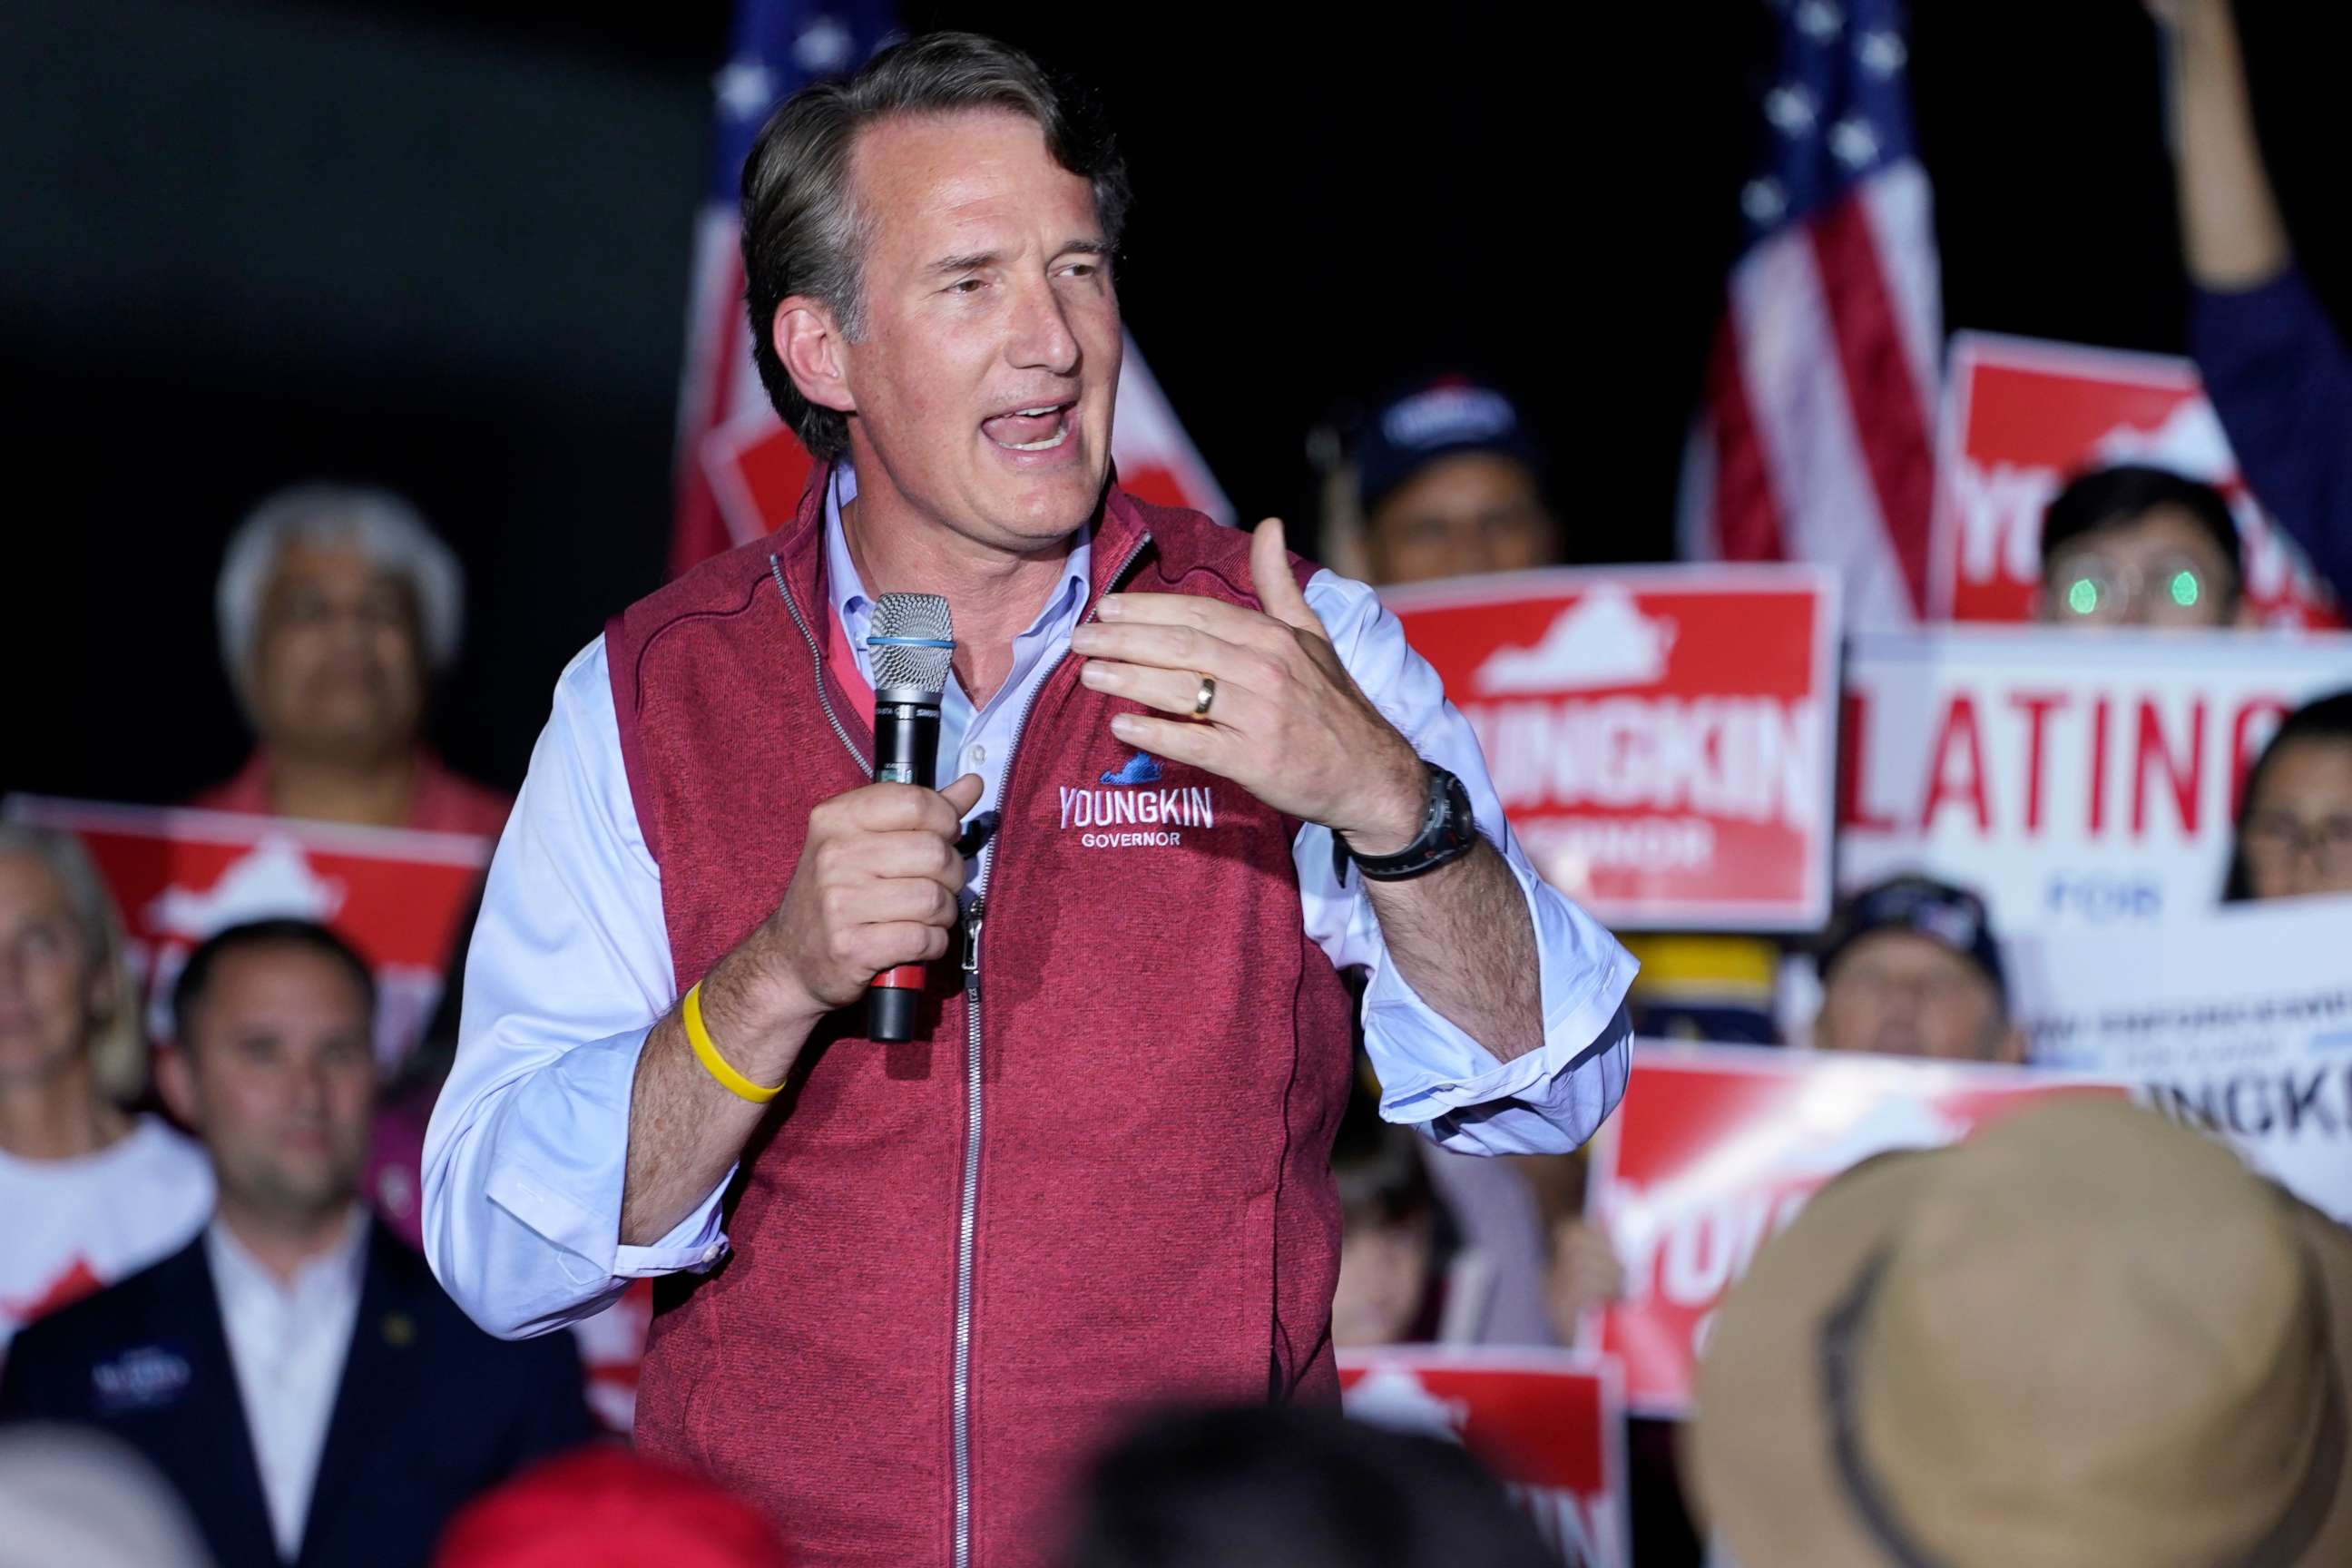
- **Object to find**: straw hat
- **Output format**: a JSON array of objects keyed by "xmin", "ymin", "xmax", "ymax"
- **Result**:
[{"xmin": 1690, "ymin": 1097, "xmax": 2348, "ymax": 1567}]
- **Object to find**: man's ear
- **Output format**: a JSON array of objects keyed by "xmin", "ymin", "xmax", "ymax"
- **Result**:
[
  {"xmin": 154, "ymin": 1043, "xmax": 200, "ymax": 1130},
  {"xmin": 774, "ymin": 297, "xmax": 857, "ymax": 418}
]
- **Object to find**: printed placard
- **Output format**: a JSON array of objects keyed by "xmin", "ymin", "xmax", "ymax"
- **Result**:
[
  {"xmin": 1341, "ymin": 1347, "xmax": 1627, "ymax": 1568},
  {"xmin": 1583, "ymin": 1043, "xmax": 2124, "ymax": 1416},
  {"xmin": 4, "ymin": 796, "xmax": 490, "ymax": 1069},
  {"xmin": 1931, "ymin": 332, "xmax": 2338, "ymax": 628},
  {"xmin": 2013, "ymin": 897, "xmax": 2352, "ymax": 1224},
  {"xmin": 1838, "ymin": 627, "xmax": 2352, "ymax": 933},
  {"xmin": 1383, "ymin": 565, "xmax": 1840, "ymax": 930}
]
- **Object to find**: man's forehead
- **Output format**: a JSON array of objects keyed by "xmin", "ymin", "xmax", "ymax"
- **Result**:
[
  {"xmin": 851, "ymin": 109, "xmax": 1099, "ymax": 257},
  {"xmin": 1835, "ymin": 928, "xmax": 1984, "ymax": 981},
  {"xmin": 270, "ymin": 535, "xmax": 401, "ymax": 585},
  {"xmin": 2069, "ymin": 505, "xmax": 2229, "ymax": 564},
  {"xmin": 201, "ymin": 945, "xmax": 371, "ymax": 1013}
]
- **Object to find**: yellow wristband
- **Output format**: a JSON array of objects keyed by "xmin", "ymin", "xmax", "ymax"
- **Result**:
[{"xmin": 681, "ymin": 981, "xmax": 784, "ymax": 1104}]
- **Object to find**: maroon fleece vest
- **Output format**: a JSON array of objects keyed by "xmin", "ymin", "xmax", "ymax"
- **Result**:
[{"xmin": 603, "ymin": 479, "xmax": 1356, "ymax": 1568}]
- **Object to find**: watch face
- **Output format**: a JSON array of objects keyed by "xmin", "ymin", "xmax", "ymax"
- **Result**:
[{"xmin": 1440, "ymin": 771, "xmax": 1476, "ymax": 847}]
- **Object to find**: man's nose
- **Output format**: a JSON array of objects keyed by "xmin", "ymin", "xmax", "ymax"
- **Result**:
[
  {"xmin": 288, "ymin": 1058, "xmax": 334, "ymax": 1112},
  {"xmin": 1006, "ymin": 279, "xmax": 1080, "ymax": 376}
]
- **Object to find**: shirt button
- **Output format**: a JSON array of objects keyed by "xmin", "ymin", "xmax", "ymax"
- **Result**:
[{"xmin": 967, "ymin": 745, "xmax": 986, "ymax": 765}]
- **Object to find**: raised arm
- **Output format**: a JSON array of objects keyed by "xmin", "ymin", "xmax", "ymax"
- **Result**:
[
  {"xmin": 1069, "ymin": 520, "xmax": 1636, "ymax": 1156},
  {"xmin": 2156, "ymin": 0, "xmax": 2289, "ymax": 289}
]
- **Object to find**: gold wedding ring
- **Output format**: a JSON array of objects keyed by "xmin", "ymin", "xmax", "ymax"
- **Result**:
[{"xmin": 1191, "ymin": 674, "xmax": 1217, "ymax": 719}]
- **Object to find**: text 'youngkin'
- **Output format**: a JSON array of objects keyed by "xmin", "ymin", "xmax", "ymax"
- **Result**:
[{"xmin": 1058, "ymin": 786, "xmax": 1218, "ymax": 830}]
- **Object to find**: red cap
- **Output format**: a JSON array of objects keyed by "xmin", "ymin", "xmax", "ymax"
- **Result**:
[{"xmin": 434, "ymin": 1446, "xmax": 791, "ymax": 1568}]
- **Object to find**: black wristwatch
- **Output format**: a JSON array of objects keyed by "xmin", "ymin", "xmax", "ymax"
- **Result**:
[{"xmin": 1333, "ymin": 762, "xmax": 1481, "ymax": 883}]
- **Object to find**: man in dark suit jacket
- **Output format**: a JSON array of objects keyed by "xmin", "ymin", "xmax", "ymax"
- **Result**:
[{"xmin": 0, "ymin": 918, "xmax": 593, "ymax": 1568}]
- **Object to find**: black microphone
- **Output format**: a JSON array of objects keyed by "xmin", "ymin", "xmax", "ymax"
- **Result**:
[{"xmin": 867, "ymin": 592, "xmax": 956, "ymax": 1044}]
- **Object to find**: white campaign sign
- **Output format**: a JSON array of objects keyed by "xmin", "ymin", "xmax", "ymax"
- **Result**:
[
  {"xmin": 2011, "ymin": 898, "xmax": 2352, "ymax": 1223},
  {"xmin": 1838, "ymin": 629, "xmax": 2352, "ymax": 933}
]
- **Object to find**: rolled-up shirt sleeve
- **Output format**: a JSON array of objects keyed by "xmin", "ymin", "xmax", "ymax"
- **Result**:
[
  {"xmin": 1296, "ymin": 572, "xmax": 1638, "ymax": 1156},
  {"xmin": 421, "ymin": 637, "xmax": 730, "ymax": 1340}
]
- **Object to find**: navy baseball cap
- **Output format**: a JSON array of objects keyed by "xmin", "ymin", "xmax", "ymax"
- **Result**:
[
  {"xmin": 1818, "ymin": 873, "xmax": 2006, "ymax": 999},
  {"xmin": 1356, "ymin": 377, "xmax": 1542, "ymax": 515}
]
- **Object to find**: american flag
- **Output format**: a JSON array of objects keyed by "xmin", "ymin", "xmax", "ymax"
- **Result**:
[
  {"xmin": 671, "ymin": 1, "xmax": 1229, "ymax": 579},
  {"xmin": 1679, "ymin": 0, "xmax": 1940, "ymax": 631}
]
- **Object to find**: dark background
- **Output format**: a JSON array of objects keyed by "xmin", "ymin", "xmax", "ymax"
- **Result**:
[{"xmin": 5, "ymin": 0, "xmax": 2347, "ymax": 804}]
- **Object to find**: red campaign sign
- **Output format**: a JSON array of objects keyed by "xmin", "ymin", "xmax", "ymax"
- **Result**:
[
  {"xmin": 1581, "ymin": 1043, "xmax": 2127, "ymax": 1417},
  {"xmin": 4, "ymin": 797, "xmax": 491, "ymax": 1071},
  {"xmin": 1381, "ymin": 565, "xmax": 1840, "ymax": 931},
  {"xmin": 1339, "ymin": 1348, "xmax": 1627, "ymax": 1568},
  {"xmin": 1931, "ymin": 332, "xmax": 2341, "ymax": 629}
]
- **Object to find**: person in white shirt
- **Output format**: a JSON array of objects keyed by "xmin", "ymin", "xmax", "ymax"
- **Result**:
[
  {"xmin": 1, "ymin": 917, "xmax": 591, "ymax": 1568},
  {"xmin": 0, "ymin": 826, "xmax": 211, "ymax": 1360}
]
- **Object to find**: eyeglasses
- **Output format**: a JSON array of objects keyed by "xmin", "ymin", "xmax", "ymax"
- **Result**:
[
  {"xmin": 2241, "ymin": 813, "xmax": 2352, "ymax": 877},
  {"xmin": 2052, "ymin": 551, "xmax": 2221, "ymax": 623}
]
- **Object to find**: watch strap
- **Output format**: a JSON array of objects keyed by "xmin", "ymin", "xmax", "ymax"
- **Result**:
[{"xmin": 1334, "ymin": 762, "xmax": 1480, "ymax": 883}]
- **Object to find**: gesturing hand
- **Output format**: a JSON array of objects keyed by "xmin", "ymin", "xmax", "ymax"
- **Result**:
[
  {"xmin": 1068, "ymin": 518, "xmax": 1426, "ymax": 854},
  {"xmin": 750, "ymin": 773, "xmax": 984, "ymax": 1024}
]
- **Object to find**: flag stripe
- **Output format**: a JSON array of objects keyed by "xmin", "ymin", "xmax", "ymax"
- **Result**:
[
  {"xmin": 1704, "ymin": 316, "xmax": 1786, "ymax": 566},
  {"xmin": 1681, "ymin": 0, "xmax": 1938, "ymax": 633},
  {"xmin": 1730, "ymin": 225, "xmax": 1917, "ymax": 627},
  {"xmin": 1809, "ymin": 184, "xmax": 1934, "ymax": 617},
  {"xmin": 1858, "ymin": 162, "xmax": 1941, "ymax": 413}
]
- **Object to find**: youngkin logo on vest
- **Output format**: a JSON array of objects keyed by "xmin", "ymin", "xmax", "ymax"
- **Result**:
[{"xmin": 1062, "ymin": 754, "xmax": 1217, "ymax": 849}]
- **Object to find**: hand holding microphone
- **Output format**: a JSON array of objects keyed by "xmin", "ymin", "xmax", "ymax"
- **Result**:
[
  {"xmin": 745, "ymin": 593, "xmax": 970, "ymax": 1044},
  {"xmin": 866, "ymin": 593, "xmax": 956, "ymax": 1042}
]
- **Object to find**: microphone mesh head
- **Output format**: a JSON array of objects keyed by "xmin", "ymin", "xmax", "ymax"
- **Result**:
[{"xmin": 868, "ymin": 593, "xmax": 955, "ymax": 695}]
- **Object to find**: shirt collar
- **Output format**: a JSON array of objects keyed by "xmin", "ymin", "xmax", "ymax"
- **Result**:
[
  {"xmin": 822, "ymin": 462, "xmax": 1093, "ymax": 651},
  {"xmin": 206, "ymin": 1204, "xmax": 369, "ymax": 1310}
]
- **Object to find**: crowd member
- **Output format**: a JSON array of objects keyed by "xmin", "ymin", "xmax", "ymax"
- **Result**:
[
  {"xmin": 199, "ymin": 483, "xmax": 508, "ymax": 836},
  {"xmin": 1809, "ymin": 872, "xmax": 2023, "ymax": 1064},
  {"xmin": 0, "ymin": 826, "xmax": 211, "ymax": 1358},
  {"xmin": 435, "ymin": 1447, "xmax": 791, "ymax": 1568},
  {"xmin": 2228, "ymin": 689, "xmax": 2352, "ymax": 901},
  {"xmin": 0, "ymin": 1425, "xmax": 215, "ymax": 1568},
  {"xmin": 1348, "ymin": 377, "xmax": 1558, "ymax": 585},
  {"xmin": 1062, "ymin": 1404, "xmax": 1553, "ymax": 1568},
  {"xmin": 2, "ymin": 919, "xmax": 592, "ymax": 1568},
  {"xmin": 1544, "ymin": 871, "xmax": 2020, "ymax": 1568},
  {"xmin": 1328, "ymin": 1084, "xmax": 1443, "ymax": 1348},
  {"xmin": 1691, "ymin": 1095, "xmax": 2351, "ymax": 1566},
  {"xmin": 1544, "ymin": 872, "xmax": 2019, "ymax": 1345},
  {"xmin": 426, "ymin": 32, "xmax": 1635, "ymax": 1568},
  {"xmin": 2157, "ymin": 0, "xmax": 2352, "ymax": 604},
  {"xmin": 1332, "ymin": 377, "xmax": 1688, "ymax": 1351},
  {"xmin": 2035, "ymin": 464, "xmax": 2247, "ymax": 628}
]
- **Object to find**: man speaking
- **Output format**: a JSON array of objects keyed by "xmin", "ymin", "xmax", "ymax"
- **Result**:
[{"xmin": 423, "ymin": 31, "xmax": 1634, "ymax": 1568}]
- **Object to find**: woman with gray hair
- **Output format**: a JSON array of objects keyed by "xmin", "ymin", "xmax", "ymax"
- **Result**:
[
  {"xmin": 0, "ymin": 826, "xmax": 212, "ymax": 1358},
  {"xmin": 194, "ymin": 483, "xmax": 508, "ymax": 836}
]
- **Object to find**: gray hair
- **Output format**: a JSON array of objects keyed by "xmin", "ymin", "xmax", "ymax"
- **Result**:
[
  {"xmin": 0, "ymin": 826, "xmax": 145, "ymax": 1105},
  {"xmin": 215, "ymin": 484, "xmax": 465, "ymax": 698},
  {"xmin": 740, "ymin": 31, "xmax": 1132, "ymax": 462}
]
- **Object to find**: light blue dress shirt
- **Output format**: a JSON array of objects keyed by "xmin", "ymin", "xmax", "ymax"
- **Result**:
[{"xmin": 421, "ymin": 470, "xmax": 1637, "ymax": 1338}]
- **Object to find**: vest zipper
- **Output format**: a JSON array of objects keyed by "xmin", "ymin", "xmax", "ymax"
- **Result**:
[
  {"xmin": 951, "ymin": 528, "xmax": 1151, "ymax": 1568},
  {"xmin": 770, "ymin": 554, "xmax": 871, "ymax": 775}
]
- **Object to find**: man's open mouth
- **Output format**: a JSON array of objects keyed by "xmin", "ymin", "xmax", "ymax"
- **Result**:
[{"xmin": 982, "ymin": 401, "xmax": 1074, "ymax": 452}]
